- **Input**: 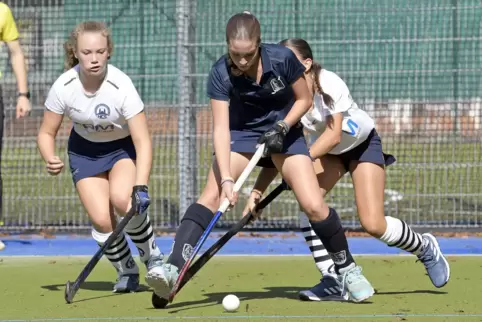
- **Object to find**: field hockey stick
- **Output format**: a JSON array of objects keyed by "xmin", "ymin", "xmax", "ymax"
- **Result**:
[
  {"xmin": 174, "ymin": 181, "xmax": 288, "ymax": 295},
  {"xmin": 167, "ymin": 143, "xmax": 266, "ymax": 303},
  {"xmin": 153, "ymin": 181, "xmax": 288, "ymax": 308},
  {"xmin": 64, "ymin": 206, "xmax": 137, "ymax": 304}
]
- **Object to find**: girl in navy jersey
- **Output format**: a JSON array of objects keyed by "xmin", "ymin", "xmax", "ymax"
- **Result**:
[
  {"xmin": 244, "ymin": 38, "xmax": 450, "ymax": 302},
  {"xmin": 154, "ymin": 12, "xmax": 374, "ymax": 303},
  {"xmin": 37, "ymin": 21, "xmax": 165, "ymax": 294}
]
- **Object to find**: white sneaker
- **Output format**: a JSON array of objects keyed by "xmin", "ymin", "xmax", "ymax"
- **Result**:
[
  {"xmin": 338, "ymin": 263, "xmax": 375, "ymax": 302},
  {"xmin": 145, "ymin": 257, "xmax": 179, "ymax": 299}
]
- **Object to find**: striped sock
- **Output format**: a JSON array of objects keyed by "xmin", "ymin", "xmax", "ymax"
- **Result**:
[
  {"xmin": 91, "ymin": 229, "xmax": 138, "ymax": 275},
  {"xmin": 380, "ymin": 216, "xmax": 426, "ymax": 255},
  {"xmin": 299, "ymin": 212, "xmax": 336, "ymax": 276},
  {"xmin": 125, "ymin": 212, "xmax": 162, "ymax": 264}
]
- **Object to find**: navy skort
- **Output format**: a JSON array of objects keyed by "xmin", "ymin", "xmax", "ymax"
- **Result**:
[
  {"xmin": 67, "ymin": 130, "xmax": 136, "ymax": 184},
  {"xmin": 337, "ymin": 129, "xmax": 396, "ymax": 171},
  {"xmin": 230, "ymin": 125, "xmax": 310, "ymax": 168}
]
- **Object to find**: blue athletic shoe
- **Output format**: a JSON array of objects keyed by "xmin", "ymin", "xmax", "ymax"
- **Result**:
[
  {"xmin": 417, "ymin": 233, "xmax": 450, "ymax": 288},
  {"xmin": 113, "ymin": 273, "xmax": 139, "ymax": 293},
  {"xmin": 298, "ymin": 275, "xmax": 348, "ymax": 302}
]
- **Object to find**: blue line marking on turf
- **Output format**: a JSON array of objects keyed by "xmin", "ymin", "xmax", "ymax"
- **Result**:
[
  {"xmin": 0, "ymin": 233, "xmax": 482, "ymax": 256},
  {"xmin": 2, "ymin": 314, "xmax": 482, "ymax": 321}
]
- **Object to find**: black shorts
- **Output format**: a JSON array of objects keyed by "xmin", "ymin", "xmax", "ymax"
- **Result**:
[{"xmin": 336, "ymin": 129, "xmax": 396, "ymax": 171}]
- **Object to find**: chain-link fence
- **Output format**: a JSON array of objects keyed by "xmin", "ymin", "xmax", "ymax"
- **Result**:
[{"xmin": 0, "ymin": 0, "xmax": 480, "ymax": 232}]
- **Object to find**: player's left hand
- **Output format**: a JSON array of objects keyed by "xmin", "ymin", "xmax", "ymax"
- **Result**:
[
  {"xmin": 257, "ymin": 120, "xmax": 289, "ymax": 156},
  {"xmin": 16, "ymin": 96, "xmax": 32, "ymax": 119},
  {"xmin": 131, "ymin": 185, "xmax": 150, "ymax": 215},
  {"xmin": 242, "ymin": 190, "xmax": 263, "ymax": 220}
]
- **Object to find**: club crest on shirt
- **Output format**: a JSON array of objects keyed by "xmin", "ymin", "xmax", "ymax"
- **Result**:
[
  {"xmin": 270, "ymin": 76, "xmax": 285, "ymax": 94},
  {"xmin": 95, "ymin": 104, "xmax": 111, "ymax": 119}
]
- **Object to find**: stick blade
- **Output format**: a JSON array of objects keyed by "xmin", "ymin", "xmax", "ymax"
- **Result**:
[
  {"xmin": 64, "ymin": 281, "xmax": 74, "ymax": 304},
  {"xmin": 152, "ymin": 292, "xmax": 169, "ymax": 309}
]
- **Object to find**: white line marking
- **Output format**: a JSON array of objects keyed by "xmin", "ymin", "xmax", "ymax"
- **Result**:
[{"xmin": 2, "ymin": 313, "xmax": 482, "ymax": 321}]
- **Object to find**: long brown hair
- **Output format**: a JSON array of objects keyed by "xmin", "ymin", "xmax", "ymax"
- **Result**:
[
  {"xmin": 225, "ymin": 12, "xmax": 261, "ymax": 76},
  {"xmin": 63, "ymin": 21, "xmax": 113, "ymax": 70},
  {"xmin": 279, "ymin": 38, "xmax": 334, "ymax": 107}
]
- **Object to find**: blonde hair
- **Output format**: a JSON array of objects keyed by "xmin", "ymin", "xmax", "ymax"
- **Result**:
[{"xmin": 63, "ymin": 21, "xmax": 114, "ymax": 70}]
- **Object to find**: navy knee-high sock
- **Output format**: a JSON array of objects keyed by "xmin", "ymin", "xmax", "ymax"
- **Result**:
[
  {"xmin": 309, "ymin": 208, "xmax": 355, "ymax": 274},
  {"xmin": 167, "ymin": 203, "xmax": 214, "ymax": 269}
]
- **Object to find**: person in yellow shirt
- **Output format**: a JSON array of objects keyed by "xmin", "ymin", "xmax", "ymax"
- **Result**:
[{"xmin": 0, "ymin": 2, "xmax": 31, "ymax": 251}]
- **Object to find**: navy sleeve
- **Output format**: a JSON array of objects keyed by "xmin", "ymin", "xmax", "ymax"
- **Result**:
[
  {"xmin": 283, "ymin": 49, "xmax": 306, "ymax": 85},
  {"xmin": 206, "ymin": 64, "xmax": 230, "ymax": 101}
]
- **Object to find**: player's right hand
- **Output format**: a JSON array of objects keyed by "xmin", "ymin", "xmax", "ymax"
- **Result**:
[
  {"xmin": 220, "ymin": 178, "xmax": 237, "ymax": 210},
  {"xmin": 257, "ymin": 120, "xmax": 289, "ymax": 156},
  {"xmin": 242, "ymin": 190, "xmax": 263, "ymax": 220},
  {"xmin": 46, "ymin": 156, "xmax": 64, "ymax": 175},
  {"xmin": 16, "ymin": 96, "xmax": 32, "ymax": 119}
]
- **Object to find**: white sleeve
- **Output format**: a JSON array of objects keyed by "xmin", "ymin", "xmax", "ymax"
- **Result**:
[
  {"xmin": 121, "ymin": 78, "xmax": 144, "ymax": 120},
  {"xmin": 44, "ymin": 83, "xmax": 65, "ymax": 115},
  {"xmin": 319, "ymin": 71, "xmax": 353, "ymax": 114}
]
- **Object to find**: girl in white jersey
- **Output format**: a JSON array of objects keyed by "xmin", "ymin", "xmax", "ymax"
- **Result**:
[
  {"xmin": 244, "ymin": 38, "xmax": 450, "ymax": 302},
  {"xmin": 36, "ymin": 21, "xmax": 165, "ymax": 295}
]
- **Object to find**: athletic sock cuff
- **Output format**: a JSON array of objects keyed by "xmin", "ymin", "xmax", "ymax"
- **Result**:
[
  {"xmin": 182, "ymin": 203, "xmax": 214, "ymax": 230},
  {"xmin": 309, "ymin": 208, "xmax": 341, "ymax": 238}
]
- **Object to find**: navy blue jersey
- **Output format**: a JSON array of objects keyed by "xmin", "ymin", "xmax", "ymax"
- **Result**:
[{"xmin": 207, "ymin": 43, "xmax": 306, "ymax": 132}]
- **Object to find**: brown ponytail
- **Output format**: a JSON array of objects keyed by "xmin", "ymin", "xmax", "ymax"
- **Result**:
[
  {"xmin": 63, "ymin": 38, "xmax": 79, "ymax": 70},
  {"xmin": 311, "ymin": 61, "xmax": 334, "ymax": 108},
  {"xmin": 279, "ymin": 38, "xmax": 335, "ymax": 108}
]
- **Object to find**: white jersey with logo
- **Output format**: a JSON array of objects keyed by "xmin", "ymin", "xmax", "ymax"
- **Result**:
[
  {"xmin": 44, "ymin": 64, "xmax": 144, "ymax": 143},
  {"xmin": 301, "ymin": 69, "xmax": 375, "ymax": 155}
]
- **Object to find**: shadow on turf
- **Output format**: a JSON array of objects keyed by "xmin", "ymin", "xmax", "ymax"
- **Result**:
[
  {"xmin": 158, "ymin": 286, "xmax": 373, "ymax": 313},
  {"xmin": 40, "ymin": 282, "xmax": 152, "ymax": 303},
  {"xmin": 376, "ymin": 290, "xmax": 447, "ymax": 295},
  {"xmin": 41, "ymin": 282, "xmax": 151, "ymax": 292}
]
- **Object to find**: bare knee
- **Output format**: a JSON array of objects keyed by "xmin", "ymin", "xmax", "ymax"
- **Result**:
[
  {"xmin": 110, "ymin": 191, "xmax": 130, "ymax": 215},
  {"xmin": 90, "ymin": 213, "xmax": 114, "ymax": 233},
  {"xmin": 359, "ymin": 214, "xmax": 387, "ymax": 238},
  {"xmin": 197, "ymin": 186, "xmax": 220, "ymax": 212},
  {"xmin": 301, "ymin": 199, "xmax": 329, "ymax": 222}
]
